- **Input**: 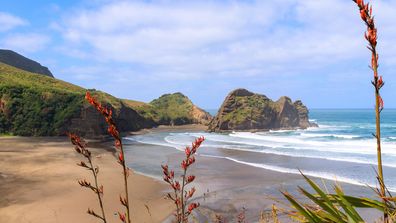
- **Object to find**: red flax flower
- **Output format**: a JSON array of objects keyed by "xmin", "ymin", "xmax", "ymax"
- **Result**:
[
  {"xmin": 162, "ymin": 137, "xmax": 205, "ymax": 223},
  {"xmin": 68, "ymin": 133, "xmax": 107, "ymax": 223},
  {"xmin": 353, "ymin": 0, "xmax": 387, "ymax": 220},
  {"xmin": 85, "ymin": 91, "xmax": 131, "ymax": 223}
]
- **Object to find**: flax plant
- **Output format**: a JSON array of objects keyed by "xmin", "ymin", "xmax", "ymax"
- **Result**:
[
  {"xmin": 353, "ymin": 0, "xmax": 388, "ymax": 219},
  {"xmin": 85, "ymin": 92, "xmax": 131, "ymax": 223},
  {"xmin": 161, "ymin": 136, "xmax": 204, "ymax": 223},
  {"xmin": 278, "ymin": 1, "xmax": 395, "ymax": 222},
  {"xmin": 69, "ymin": 133, "xmax": 107, "ymax": 223},
  {"xmin": 353, "ymin": 0, "xmax": 385, "ymax": 199}
]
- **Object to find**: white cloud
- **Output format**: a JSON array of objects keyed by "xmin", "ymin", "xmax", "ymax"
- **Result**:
[
  {"xmin": 1, "ymin": 33, "xmax": 50, "ymax": 53},
  {"xmin": 0, "ymin": 12, "xmax": 28, "ymax": 32},
  {"xmin": 56, "ymin": 0, "xmax": 396, "ymax": 82}
]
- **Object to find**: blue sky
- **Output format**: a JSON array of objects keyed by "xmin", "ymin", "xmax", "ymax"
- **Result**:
[{"xmin": 0, "ymin": 0, "xmax": 395, "ymax": 109}]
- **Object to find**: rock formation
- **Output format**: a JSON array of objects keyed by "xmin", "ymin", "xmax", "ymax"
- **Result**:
[
  {"xmin": 208, "ymin": 88, "xmax": 316, "ymax": 131},
  {"xmin": 142, "ymin": 92, "xmax": 212, "ymax": 125}
]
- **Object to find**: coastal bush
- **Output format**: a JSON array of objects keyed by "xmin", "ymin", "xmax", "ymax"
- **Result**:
[{"xmin": 0, "ymin": 85, "xmax": 83, "ymax": 136}]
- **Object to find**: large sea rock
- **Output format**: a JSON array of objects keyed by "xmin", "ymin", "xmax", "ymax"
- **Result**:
[{"xmin": 208, "ymin": 88, "xmax": 316, "ymax": 131}]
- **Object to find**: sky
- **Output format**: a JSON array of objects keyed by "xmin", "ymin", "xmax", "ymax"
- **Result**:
[{"xmin": 0, "ymin": 0, "xmax": 395, "ymax": 109}]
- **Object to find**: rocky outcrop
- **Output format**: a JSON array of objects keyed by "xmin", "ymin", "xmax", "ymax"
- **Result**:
[
  {"xmin": 208, "ymin": 88, "xmax": 316, "ymax": 131},
  {"xmin": 191, "ymin": 105, "xmax": 212, "ymax": 125},
  {"xmin": 0, "ymin": 49, "xmax": 54, "ymax": 77},
  {"xmin": 147, "ymin": 92, "xmax": 212, "ymax": 125}
]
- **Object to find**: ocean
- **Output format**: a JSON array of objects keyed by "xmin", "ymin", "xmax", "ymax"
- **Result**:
[{"xmin": 124, "ymin": 109, "xmax": 396, "ymax": 192}]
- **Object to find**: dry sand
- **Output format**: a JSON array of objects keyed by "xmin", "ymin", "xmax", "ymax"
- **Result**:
[{"xmin": 0, "ymin": 137, "xmax": 173, "ymax": 223}]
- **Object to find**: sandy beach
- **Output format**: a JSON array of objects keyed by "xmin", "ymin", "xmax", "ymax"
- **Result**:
[
  {"xmin": 0, "ymin": 125, "xmax": 384, "ymax": 223},
  {"xmin": 0, "ymin": 136, "xmax": 173, "ymax": 223}
]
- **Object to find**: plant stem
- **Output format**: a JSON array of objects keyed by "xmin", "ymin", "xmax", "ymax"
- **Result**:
[
  {"xmin": 180, "ymin": 168, "xmax": 187, "ymax": 223},
  {"xmin": 370, "ymin": 30, "xmax": 387, "ymax": 220},
  {"xmin": 120, "ymin": 144, "xmax": 131, "ymax": 223},
  {"xmin": 88, "ymin": 156, "xmax": 107, "ymax": 223}
]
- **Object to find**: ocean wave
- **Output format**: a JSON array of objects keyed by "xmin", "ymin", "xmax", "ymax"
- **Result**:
[
  {"xmin": 268, "ymin": 129, "xmax": 296, "ymax": 133},
  {"xmin": 124, "ymin": 137, "xmax": 185, "ymax": 152},
  {"xmin": 204, "ymin": 155, "xmax": 396, "ymax": 191},
  {"xmin": 202, "ymin": 155, "xmax": 367, "ymax": 187},
  {"xmin": 228, "ymin": 132, "xmax": 396, "ymax": 155},
  {"xmin": 300, "ymin": 133, "xmax": 360, "ymax": 139}
]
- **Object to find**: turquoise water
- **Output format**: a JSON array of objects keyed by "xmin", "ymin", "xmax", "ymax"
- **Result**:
[{"xmin": 125, "ymin": 109, "xmax": 396, "ymax": 191}]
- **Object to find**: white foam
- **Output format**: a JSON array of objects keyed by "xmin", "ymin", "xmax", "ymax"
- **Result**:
[
  {"xmin": 222, "ymin": 156, "xmax": 367, "ymax": 187},
  {"xmin": 228, "ymin": 132, "xmax": 396, "ymax": 156},
  {"xmin": 269, "ymin": 129, "xmax": 295, "ymax": 133},
  {"xmin": 300, "ymin": 133, "xmax": 360, "ymax": 139},
  {"xmin": 125, "ymin": 137, "xmax": 185, "ymax": 152}
]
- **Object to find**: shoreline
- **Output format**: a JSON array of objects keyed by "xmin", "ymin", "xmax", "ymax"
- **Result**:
[
  {"xmin": 0, "ymin": 124, "xmax": 385, "ymax": 222},
  {"xmin": 124, "ymin": 126, "xmax": 384, "ymax": 222},
  {"xmin": 127, "ymin": 124, "xmax": 208, "ymax": 135}
]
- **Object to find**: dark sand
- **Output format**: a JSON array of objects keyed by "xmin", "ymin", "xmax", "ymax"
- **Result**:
[{"xmin": 126, "ymin": 125, "xmax": 383, "ymax": 222}]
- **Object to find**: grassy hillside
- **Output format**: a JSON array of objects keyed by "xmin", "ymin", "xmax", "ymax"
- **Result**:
[
  {"xmin": 0, "ymin": 62, "xmax": 209, "ymax": 136},
  {"xmin": 126, "ymin": 93, "xmax": 211, "ymax": 125},
  {"xmin": 0, "ymin": 63, "xmax": 149, "ymax": 136},
  {"xmin": 150, "ymin": 92, "xmax": 194, "ymax": 125},
  {"xmin": 0, "ymin": 63, "xmax": 86, "ymax": 135},
  {"xmin": 124, "ymin": 93, "xmax": 194, "ymax": 125}
]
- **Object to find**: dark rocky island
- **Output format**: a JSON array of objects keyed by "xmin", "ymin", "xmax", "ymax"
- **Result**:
[{"xmin": 208, "ymin": 88, "xmax": 317, "ymax": 132}]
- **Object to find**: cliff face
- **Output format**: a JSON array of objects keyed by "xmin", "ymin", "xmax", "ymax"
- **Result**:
[
  {"xmin": 208, "ymin": 88, "xmax": 316, "ymax": 131},
  {"xmin": 66, "ymin": 100, "xmax": 156, "ymax": 138},
  {"xmin": 0, "ymin": 49, "xmax": 54, "ymax": 77}
]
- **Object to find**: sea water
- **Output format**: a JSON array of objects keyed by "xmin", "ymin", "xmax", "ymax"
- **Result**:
[{"xmin": 124, "ymin": 109, "xmax": 396, "ymax": 191}]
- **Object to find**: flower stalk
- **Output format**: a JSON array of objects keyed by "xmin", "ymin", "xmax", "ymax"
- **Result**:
[
  {"xmin": 353, "ymin": 0, "xmax": 387, "ymax": 219},
  {"xmin": 85, "ymin": 91, "xmax": 131, "ymax": 223},
  {"xmin": 162, "ymin": 136, "xmax": 204, "ymax": 222},
  {"xmin": 69, "ymin": 133, "xmax": 107, "ymax": 223}
]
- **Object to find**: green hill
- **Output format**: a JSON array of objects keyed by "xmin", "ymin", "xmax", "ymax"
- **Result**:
[
  {"xmin": 0, "ymin": 49, "xmax": 54, "ymax": 77},
  {"xmin": 0, "ymin": 62, "xmax": 155, "ymax": 136},
  {"xmin": 128, "ymin": 93, "xmax": 212, "ymax": 126}
]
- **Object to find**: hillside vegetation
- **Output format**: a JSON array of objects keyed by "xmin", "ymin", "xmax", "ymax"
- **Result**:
[
  {"xmin": 0, "ymin": 62, "xmax": 211, "ymax": 136},
  {"xmin": 128, "ymin": 92, "xmax": 212, "ymax": 125},
  {"xmin": 0, "ymin": 63, "xmax": 156, "ymax": 136},
  {"xmin": 0, "ymin": 63, "xmax": 85, "ymax": 135}
]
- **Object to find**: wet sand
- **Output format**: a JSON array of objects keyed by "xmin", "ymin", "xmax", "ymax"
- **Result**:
[{"xmin": 125, "ymin": 126, "xmax": 384, "ymax": 222}]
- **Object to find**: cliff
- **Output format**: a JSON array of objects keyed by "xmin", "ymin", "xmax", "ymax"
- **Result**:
[{"xmin": 208, "ymin": 88, "xmax": 316, "ymax": 131}]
